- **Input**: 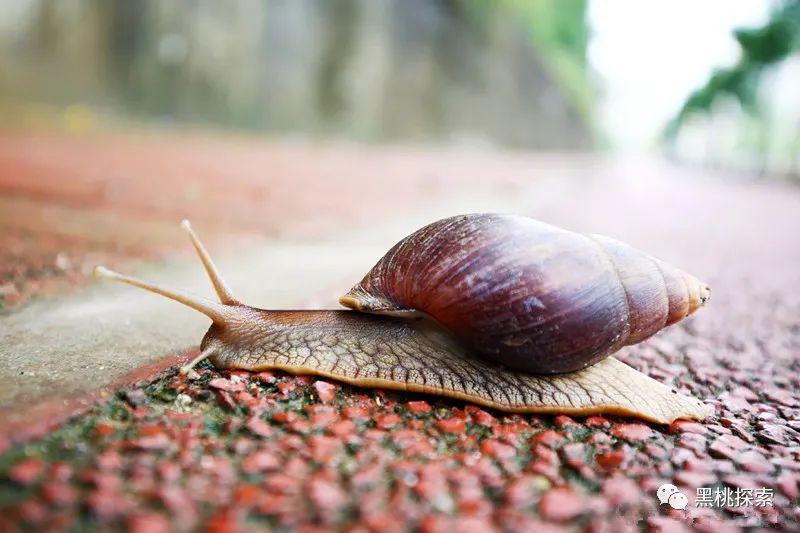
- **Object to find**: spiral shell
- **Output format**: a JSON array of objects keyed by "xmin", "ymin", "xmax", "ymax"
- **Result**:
[{"xmin": 340, "ymin": 214, "xmax": 710, "ymax": 374}]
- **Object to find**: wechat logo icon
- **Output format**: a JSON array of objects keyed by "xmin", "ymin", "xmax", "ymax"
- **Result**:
[{"xmin": 657, "ymin": 483, "xmax": 688, "ymax": 510}]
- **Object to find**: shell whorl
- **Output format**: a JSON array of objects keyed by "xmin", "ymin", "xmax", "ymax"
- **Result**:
[
  {"xmin": 588, "ymin": 234, "xmax": 709, "ymax": 346},
  {"xmin": 340, "ymin": 214, "xmax": 709, "ymax": 374}
]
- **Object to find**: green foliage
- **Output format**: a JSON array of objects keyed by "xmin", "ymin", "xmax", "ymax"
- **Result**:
[
  {"xmin": 666, "ymin": 0, "xmax": 800, "ymax": 139},
  {"xmin": 521, "ymin": 0, "xmax": 592, "ymax": 116},
  {"xmin": 469, "ymin": 0, "xmax": 593, "ymax": 117}
]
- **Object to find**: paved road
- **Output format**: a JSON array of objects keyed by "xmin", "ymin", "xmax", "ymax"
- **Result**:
[{"xmin": 1, "ymin": 132, "xmax": 799, "ymax": 528}]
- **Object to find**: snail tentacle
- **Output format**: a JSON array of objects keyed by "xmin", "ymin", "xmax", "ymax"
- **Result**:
[
  {"xmin": 93, "ymin": 266, "xmax": 232, "ymax": 325},
  {"xmin": 181, "ymin": 219, "xmax": 239, "ymax": 305},
  {"xmin": 179, "ymin": 346, "xmax": 217, "ymax": 377}
]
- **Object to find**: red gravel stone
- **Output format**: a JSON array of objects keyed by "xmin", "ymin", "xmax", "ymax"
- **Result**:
[
  {"xmin": 539, "ymin": 487, "xmax": 584, "ymax": 522},
  {"xmin": 308, "ymin": 475, "xmax": 347, "ymax": 522},
  {"xmin": 435, "ymin": 417, "xmax": 466, "ymax": 434},
  {"xmin": 764, "ymin": 388, "xmax": 798, "ymax": 407},
  {"xmin": 776, "ymin": 472, "xmax": 800, "ymax": 499},
  {"xmin": 755, "ymin": 424, "xmax": 790, "ymax": 446},
  {"xmin": 8, "ymin": 457, "xmax": 45, "ymax": 485},
  {"xmin": 254, "ymin": 371, "xmax": 277, "ymax": 384},
  {"xmin": 17, "ymin": 500, "xmax": 47, "ymax": 524},
  {"xmin": 307, "ymin": 405, "xmax": 338, "ymax": 428},
  {"xmin": 504, "ymin": 475, "xmax": 538, "ymax": 506},
  {"xmin": 595, "ymin": 448, "xmax": 628, "ymax": 472},
  {"xmin": 326, "ymin": 419, "xmax": 357, "ymax": 438},
  {"xmin": 601, "ymin": 475, "xmax": 641, "ymax": 507},
  {"xmin": 312, "ymin": 380, "xmax": 337, "ymax": 403},
  {"xmin": 480, "ymin": 439, "xmax": 516, "ymax": 461},
  {"xmin": 234, "ymin": 484, "xmax": 262, "ymax": 506},
  {"xmin": 88, "ymin": 489, "xmax": 130, "ymax": 519},
  {"xmin": 205, "ymin": 510, "xmax": 241, "ymax": 533},
  {"xmin": 693, "ymin": 516, "xmax": 741, "ymax": 533},
  {"xmin": 272, "ymin": 411, "xmax": 297, "ymax": 424},
  {"xmin": 721, "ymin": 474, "xmax": 761, "ymax": 490},
  {"xmin": 127, "ymin": 513, "xmax": 171, "ymax": 533},
  {"xmin": 735, "ymin": 450, "xmax": 772, "ymax": 474},
  {"xmin": 584, "ymin": 416, "xmax": 610, "ymax": 428},
  {"xmin": 129, "ymin": 432, "xmax": 172, "ymax": 451},
  {"xmin": 49, "ymin": 462, "xmax": 72, "ymax": 482},
  {"xmin": 669, "ymin": 420, "xmax": 708, "ymax": 435},
  {"xmin": 644, "ymin": 444, "xmax": 669, "ymax": 461},
  {"xmin": 560, "ymin": 442, "xmax": 586, "ymax": 463},
  {"xmin": 717, "ymin": 392, "xmax": 751, "ymax": 413},
  {"xmin": 208, "ymin": 377, "xmax": 245, "ymax": 392},
  {"xmin": 241, "ymin": 450, "xmax": 280, "ymax": 473},
  {"xmin": 94, "ymin": 422, "xmax": 115, "ymax": 438},
  {"xmin": 611, "ymin": 423, "xmax": 655, "ymax": 442},
  {"xmin": 342, "ymin": 406, "xmax": 370, "ymax": 421},
  {"xmin": 233, "ymin": 391, "xmax": 259, "ymax": 409},
  {"xmin": 553, "ymin": 415, "xmax": 578, "ymax": 428},
  {"xmin": 287, "ymin": 419, "xmax": 311, "ymax": 435},
  {"xmin": 469, "ymin": 408, "xmax": 496, "ymax": 426},
  {"xmin": 376, "ymin": 413, "xmax": 401, "ymax": 430},
  {"xmin": 276, "ymin": 381, "xmax": 297, "ymax": 396},
  {"xmin": 492, "ymin": 424, "xmax": 525, "ymax": 446},
  {"xmin": 406, "ymin": 401, "xmax": 432, "ymax": 414},
  {"xmin": 214, "ymin": 390, "xmax": 237, "ymax": 411},
  {"xmin": 587, "ymin": 432, "xmax": 612, "ymax": 445},
  {"xmin": 647, "ymin": 516, "xmax": 691, "ymax": 532},
  {"xmin": 41, "ymin": 482, "xmax": 77, "ymax": 505},
  {"xmin": 675, "ymin": 432, "xmax": 706, "ymax": 454},
  {"xmin": 245, "ymin": 417, "xmax": 272, "ymax": 438},
  {"xmin": 673, "ymin": 470, "xmax": 716, "ymax": 488},
  {"xmin": 532, "ymin": 430, "xmax": 566, "ymax": 448},
  {"xmin": 708, "ymin": 434, "xmax": 747, "ymax": 460},
  {"xmin": 309, "ymin": 435, "xmax": 343, "ymax": 463},
  {"xmin": 123, "ymin": 388, "xmax": 148, "ymax": 406},
  {"xmin": 450, "ymin": 408, "xmax": 471, "ymax": 421},
  {"xmin": 681, "ymin": 456, "xmax": 712, "ymax": 472}
]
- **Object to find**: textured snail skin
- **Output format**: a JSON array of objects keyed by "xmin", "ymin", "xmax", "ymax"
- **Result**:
[
  {"xmin": 341, "ymin": 214, "xmax": 710, "ymax": 374},
  {"xmin": 203, "ymin": 309, "xmax": 711, "ymax": 424}
]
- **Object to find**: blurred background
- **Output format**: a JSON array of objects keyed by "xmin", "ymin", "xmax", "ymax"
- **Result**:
[
  {"xmin": 0, "ymin": 0, "xmax": 796, "ymax": 166},
  {"xmin": 0, "ymin": 0, "xmax": 798, "ymax": 307}
]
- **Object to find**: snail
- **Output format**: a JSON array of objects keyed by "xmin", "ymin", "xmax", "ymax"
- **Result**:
[{"xmin": 94, "ymin": 214, "xmax": 712, "ymax": 424}]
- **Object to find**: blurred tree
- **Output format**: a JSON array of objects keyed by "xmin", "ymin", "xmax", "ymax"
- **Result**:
[
  {"xmin": 470, "ymin": 0, "xmax": 592, "ymax": 117},
  {"xmin": 665, "ymin": 0, "xmax": 800, "ymax": 139},
  {"xmin": 0, "ymin": 0, "xmax": 594, "ymax": 149}
]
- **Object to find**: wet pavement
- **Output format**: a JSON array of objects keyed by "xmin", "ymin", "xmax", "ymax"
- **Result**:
[{"xmin": 1, "ymin": 132, "xmax": 799, "ymax": 530}]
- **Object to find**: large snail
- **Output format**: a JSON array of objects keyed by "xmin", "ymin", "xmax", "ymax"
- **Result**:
[{"xmin": 95, "ymin": 214, "xmax": 712, "ymax": 424}]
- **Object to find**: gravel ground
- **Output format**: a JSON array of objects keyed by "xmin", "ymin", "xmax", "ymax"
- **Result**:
[{"xmin": 1, "ymin": 133, "xmax": 799, "ymax": 531}]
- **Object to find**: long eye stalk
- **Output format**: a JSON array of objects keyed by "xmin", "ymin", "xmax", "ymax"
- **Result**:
[
  {"xmin": 93, "ymin": 220, "xmax": 239, "ymax": 325},
  {"xmin": 181, "ymin": 220, "xmax": 239, "ymax": 305},
  {"xmin": 179, "ymin": 345, "xmax": 217, "ymax": 377},
  {"xmin": 93, "ymin": 266, "xmax": 230, "ymax": 324}
]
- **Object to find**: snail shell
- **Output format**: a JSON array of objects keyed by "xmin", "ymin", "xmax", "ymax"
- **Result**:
[{"xmin": 340, "ymin": 214, "xmax": 710, "ymax": 374}]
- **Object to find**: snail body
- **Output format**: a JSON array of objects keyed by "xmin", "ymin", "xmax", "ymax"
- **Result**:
[{"xmin": 95, "ymin": 215, "xmax": 712, "ymax": 424}]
